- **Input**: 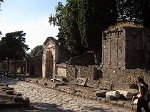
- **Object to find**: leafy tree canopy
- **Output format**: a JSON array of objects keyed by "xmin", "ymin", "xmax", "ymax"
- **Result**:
[
  {"xmin": 29, "ymin": 45, "xmax": 43, "ymax": 57},
  {"xmin": 0, "ymin": 31, "xmax": 29, "ymax": 61},
  {"xmin": 49, "ymin": 0, "xmax": 118, "ymax": 63}
]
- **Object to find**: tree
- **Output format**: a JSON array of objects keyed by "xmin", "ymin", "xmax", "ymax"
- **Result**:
[
  {"xmin": 116, "ymin": 0, "xmax": 150, "ymax": 28},
  {"xmin": 117, "ymin": 0, "xmax": 143, "ymax": 24},
  {"xmin": 49, "ymin": 0, "xmax": 118, "ymax": 63},
  {"xmin": 49, "ymin": 1, "xmax": 87, "ymax": 55},
  {"xmin": 0, "ymin": 31, "xmax": 29, "ymax": 74},
  {"xmin": 30, "ymin": 45, "xmax": 43, "ymax": 57},
  {"xmin": 0, "ymin": 0, "xmax": 3, "ymax": 10},
  {"xmin": 78, "ymin": 0, "xmax": 118, "ymax": 63}
]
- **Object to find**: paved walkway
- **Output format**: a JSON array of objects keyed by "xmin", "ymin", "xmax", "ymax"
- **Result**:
[{"xmin": 0, "ymin": 76, "xmax": 134, "ymax": 112}]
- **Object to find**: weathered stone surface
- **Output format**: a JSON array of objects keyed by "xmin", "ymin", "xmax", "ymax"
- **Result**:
[
  {"xmin": 133, "ymin": 99, "xmax": 138, "ymax": 104},
  {"xmin": 128, "ymin": 89, "xmax": 139, "ymax": 96},
  {"xmin": 95, "ymin": 90, "xmax": 107, "ymax": 98},
  {"xmin": 6, "ymin": 90, "xmax": 15, "ymax": 95},
  {"xmin": 0, "ymin": 83, "xmax": 5, "ymax": 86},
  {"xmin": 13, "ymin": 96, "xmax": 23, "ymax": 102},
  {"xmin": 106, "ymin": 91, "xmax": 120, "ymax": 99},
  {"xmin": 117, "ymin": 101, "xmax": 125, "ymax": 107},
  {"xmin": 105, "ymin": 95, "xmax": 115, "ymax": 102},
  {"xmin": 118, "ymin": 90, "xmax": 133, "ymax": 99},
  {"xmin": 2, "ymin": 87, "xmax": 13, "ymax": 91},
  {"xmin": 74, "ymin": 78, "xmax": 87, "ymax": 86}
]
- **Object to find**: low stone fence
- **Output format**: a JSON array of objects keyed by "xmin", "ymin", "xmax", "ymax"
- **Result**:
[
  {"xmin": 56, "ymin": 64, "xmax": 150, "ymax": 91},
  {"xmin": 101, "ymin": 68, "xmax": 150, "ymax": 90}
]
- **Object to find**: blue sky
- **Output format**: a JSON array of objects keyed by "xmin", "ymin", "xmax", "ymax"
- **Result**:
[{"xmin": 0, "ymin": 0, "xmax": 66, "ymax": 52}]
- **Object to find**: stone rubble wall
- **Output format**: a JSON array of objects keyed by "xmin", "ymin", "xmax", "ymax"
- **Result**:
[
  {"xmin": 101, "ymin": 68, "xmax": 150, "ymax": 91},
  {"xmin": 28, "ymin": 55, "xmax": 42, "ymax": 77},
  {"xmin": 68, "ymin": 52, "xmax": 95, "ymax": 66},
  {"xmin": 66, "ymin": 65, "xmax": 100, "ymax": 88},
  {"xmin": 0, "ymin": 60, "xmax": 26, "ymax": 74},
  {"xmin": 64, "ymin": 64, "xmax": 150, "ymax": 91}
]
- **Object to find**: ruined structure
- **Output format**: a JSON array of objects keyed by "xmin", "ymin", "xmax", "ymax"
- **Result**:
[
  {"xmin": 102, "ymin": 27, "xmax": 150, "ymax": 69},
  {"xmin": 101, "ymin": 27, "xmax": 150, "ymax": 90},
  {"xmin": 29, "ymin": 27, "xmax": 150, "ymax": 90},
  {"xmin": 0, "ymin": 60, "xmax": 26, "ymax": 74},
  {"xmin": 42, "ymin": 37, "xmax": 71, "ymax": 79},
  {"xmin": 28, "ymin": 55, "xmax": 42, "ymax": 77}
]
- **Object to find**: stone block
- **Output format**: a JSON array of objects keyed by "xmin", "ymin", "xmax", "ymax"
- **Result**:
[
  {"xmin": 74, "ymin": 78, "xmax": 87, "ymax": 86},
  {"xmin": 106, "ymin": 91, "xmax": 120, "ymax": 99},
  {"xmin": 2, "ymin": 87, "xmax": 13, "ymax": 91},
  {"xmin": 117, "ymin": 90, "xmax": 133, "ymax": 99},
  {"xmin": 116, "ymin": 101, "xmax": 125, "ymax": 107},
  {"xmin": 128, "ymin": 89, "xmax": 138, "ymax": 96},
  {"xmin": 13, "ymin": 96, "xmax": 23, "ymax": 102},
  {"xmin": 6, "ymin": 90, "xmax": 15, "ymax": 95},
  {"xmin": 0, "ymin": 83, "xmax": 5, "ymax": 86},
  {"xmin": 95, "ymin": 90, "xmax": 107, "ymax": 98}
]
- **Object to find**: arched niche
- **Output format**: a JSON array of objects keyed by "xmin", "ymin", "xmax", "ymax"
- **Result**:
[
  {"xmin": 45, "ymin": 50, "xmax": 53, "ymax": 78},
  {"xmin": 42, "ymin": 37, "xmax": 58, "ymax": 79}
]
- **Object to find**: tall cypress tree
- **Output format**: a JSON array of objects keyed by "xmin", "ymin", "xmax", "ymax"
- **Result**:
[
  {"xmin": 78, "ymin": 0, "xmax": 118, "ymax": 63},
  {"xmin": 49, "ymin": 0, "xmax": 118, "ymax": 63}
]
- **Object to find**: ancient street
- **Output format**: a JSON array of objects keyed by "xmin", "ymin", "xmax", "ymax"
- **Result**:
[{"xmin": 0, "ymin": 76, "xmax": 134, "ymax": 112}]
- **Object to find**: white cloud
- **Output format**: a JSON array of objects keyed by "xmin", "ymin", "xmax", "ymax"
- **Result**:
[{"xmin": 0, "ymin": 17, "xmax": 59, "ymax": 52}]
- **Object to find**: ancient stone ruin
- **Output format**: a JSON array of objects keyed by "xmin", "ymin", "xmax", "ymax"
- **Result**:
[
  {"xmin": 41, "ymin": 27, "xmax": 150, "ymax": 91},
  {"xmin": 101, "ymin": 27, "xmax": 150, "ymax": 90},
  {"xmin": 1, "ymin": 27, "xmax": 150, "ymax": 91},
  {"xmin": 42, "ymin": 37, "xmax": 71, "ymax": 79}
]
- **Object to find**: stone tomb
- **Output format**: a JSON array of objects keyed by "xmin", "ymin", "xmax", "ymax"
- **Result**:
[{"xmin": 42, "ymin": 37, "xmax": 71, "ymax": 79}]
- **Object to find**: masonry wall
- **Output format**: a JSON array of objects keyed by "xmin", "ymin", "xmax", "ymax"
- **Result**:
[
  {"xmin": 102, "ymin": 28, "xmax": 126, "ymax": 69},
  {"xmin": 66, "ymin": 65, "xmax": 100, "ymax": 88},
  {"xmin": 101, "ymin": 27, "xmax": 150, "ymax": 90},
  {"xmin": 28, "ymin": 55, "xmax": 42, "ymax": 77},
  {"xmin": 101, "ymin": 68, "xmax": 150, "ymax": 90},
  {"xmin": 0, "ymin": 60, "xmax": 26, "ymax": 74},
  {"xmin": 102, "ymin": 27, "xmax": 150, "ymax": 69},
  {"xmin": 56, "ymin": 64, "xmax": 67, "ymax": 77}
]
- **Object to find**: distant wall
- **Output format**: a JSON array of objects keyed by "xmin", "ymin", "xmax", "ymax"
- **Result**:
[
  {"xmin": 0, "ymin": 60, "xmax": 26, "ymax": 74},
  {"xmin": 28, "ymin": 55, "xmax": 42, "ymax": 77}
]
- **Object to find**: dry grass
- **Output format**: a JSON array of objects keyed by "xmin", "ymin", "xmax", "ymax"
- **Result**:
[{"xmin": 107, "ymin": 22, "xmax": 143, "ymax": 32}]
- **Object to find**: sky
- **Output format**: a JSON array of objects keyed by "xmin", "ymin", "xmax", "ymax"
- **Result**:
[{"xmin": 0, "ymin": 0, "xmax": 66, "ymax": 52}]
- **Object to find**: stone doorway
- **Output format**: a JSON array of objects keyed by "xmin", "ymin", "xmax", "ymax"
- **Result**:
[{"xmin": 45, "ymin": 50, "xmax": 53, "ymax": 78}]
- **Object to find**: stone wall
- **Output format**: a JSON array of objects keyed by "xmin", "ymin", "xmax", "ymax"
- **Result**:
[
  {"xmin": 102, "ymin": 28, "xmax": 125, "ymax": 69},
  {"xmin": 28, "ymin": 55, "xmax": 42, "ymax": 77},
  {"xmin": 66, "ymin": 65, "xmax": 100, "ymax": 88},
  {"xmin": 0, "ymin": 60, "xmax": 26, "ymax": 74},
  {"xmin": 101, "ymin": 27, "xmax": 150, "ymax": 90},
  {"xmin": 56, "ymin": 64, "xmax": 67, "ymax": 77},
  {"xmin": 102, "ymin": 27, "xmax": 150, "ymax": 69},
  {"xmin": 101, "ymin": 68, "xmax": 150, "ymax": 91}
]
